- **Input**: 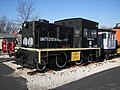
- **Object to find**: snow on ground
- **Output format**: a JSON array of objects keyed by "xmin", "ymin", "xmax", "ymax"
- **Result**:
[
  {"xmin": 0, "ymin": 53, "xmax": 10, "ymax": 58},
  {"xmin": 2, "ymin": 55, "xmax": 120, "ymax": 90}
]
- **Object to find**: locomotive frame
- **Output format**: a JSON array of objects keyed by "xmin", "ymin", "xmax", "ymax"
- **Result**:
[{"xmin": 15, "ymin": 46, "xmax": 100, "ymax": 71}]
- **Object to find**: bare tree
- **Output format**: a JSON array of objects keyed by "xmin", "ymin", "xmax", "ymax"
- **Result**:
[
  {"xmin": 16, "ymin": 0, "xmax": 38, "ymax": 24},
  {"xmin": 6, "ymin": 21, "xmax": 20, "ymax": 33},
  {"xmin": 0, "ymin": 16, "xmax": 11, "ymax": 33},
  {"xmin": 0, "ymin": 16, "xmax": 20, "ymax": 33}
]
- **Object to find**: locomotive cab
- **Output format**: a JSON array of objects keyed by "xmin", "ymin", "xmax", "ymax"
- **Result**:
[{"xmin": 54, "ymin": 18, "xmax": 99, "ymax": 48}]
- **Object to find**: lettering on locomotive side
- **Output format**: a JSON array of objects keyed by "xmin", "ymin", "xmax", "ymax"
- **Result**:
[
  {"xmin": 87, "ymin": 38, "xmax": 94, "ymax": 40},
  {"xmin": 40, "ymin": 37, "xmax": 62, "ymax": 42}
]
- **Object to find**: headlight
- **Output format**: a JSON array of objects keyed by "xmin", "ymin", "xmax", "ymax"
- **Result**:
[
  {"xmin": 23, "ymin": 23, "xmax": 26, "ymax": 27},
  {"xmin": 23, "ymin": 37, "xmax": 27, "ymax": 46},
  {"xmin": 28, "ymin": 37, "xmax": 33, "ymax": 47}
]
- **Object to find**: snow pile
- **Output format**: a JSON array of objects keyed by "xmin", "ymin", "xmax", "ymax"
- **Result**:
[
  {"xmin": 0, "ymin": 54, "xmax": 10, "ymax": 58},
  {"xmin": 3, "ymin": 57, "xmax": 120, "ymax": 90}
]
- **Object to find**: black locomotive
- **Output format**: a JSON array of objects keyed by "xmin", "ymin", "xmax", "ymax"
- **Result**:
[{"xmin": 14, "ymin": 18, "xmax": 119, "ymax": 71}]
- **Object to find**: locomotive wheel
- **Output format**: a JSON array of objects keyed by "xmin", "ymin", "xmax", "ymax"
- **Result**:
[
  {"xmin": 88, "ymin": 55, "xmax": 93, "ymax": 62},
  {"xmin": 36, "ymin": 60, "xmax": 46, "ymax": 71},
  {"xmin": 75, "ymin": 59, "xmax": 83, "ymax": 65},
  {"xmin": 56, "ymin": 52, "xmax": 67, "ymax": 68},
  {"xmin": 75, "ymin": 53, "xmax": 83, "ymax": 65}
]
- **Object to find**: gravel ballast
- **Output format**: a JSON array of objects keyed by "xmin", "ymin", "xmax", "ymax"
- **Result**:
[{"xmin": 3, "ymin": 57, "xmax": 120, "ymax": 90}]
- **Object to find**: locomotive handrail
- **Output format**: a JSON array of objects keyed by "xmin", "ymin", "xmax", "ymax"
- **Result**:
[
  {"xmin": 15, "ymin": 46, "xmax": 101, "ymax": 52},
  {"xmin": 15, "ymin": 47, "xmax": 40, "ymax": 52}
]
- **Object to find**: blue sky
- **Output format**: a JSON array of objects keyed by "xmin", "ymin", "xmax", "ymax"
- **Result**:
[{"xmin": 0, "ymin": 0, "xmax": 120, "ymax": 27}]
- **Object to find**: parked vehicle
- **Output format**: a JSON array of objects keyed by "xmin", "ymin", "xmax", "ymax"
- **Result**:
[
  {"xmin": 14, "ymin": 18, "xmax": 120, "ymax": 71},
  {"xmin": 2, "ymin": 39, "xmax": 15, "ymax": 54}
]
